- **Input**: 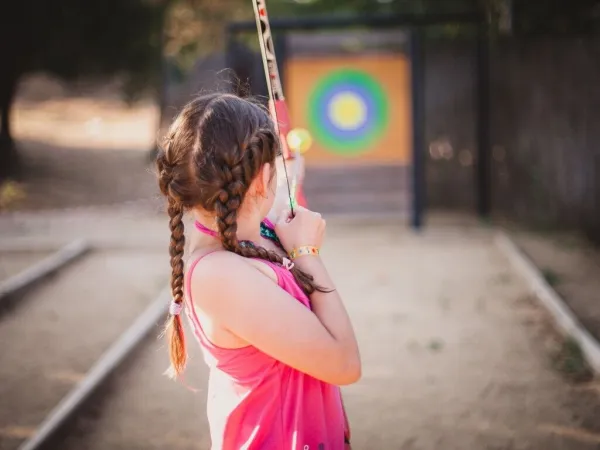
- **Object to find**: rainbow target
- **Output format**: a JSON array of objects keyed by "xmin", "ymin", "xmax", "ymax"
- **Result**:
[{"xmin": 307, "ymin": 68, "xmax": 389, "ymax": 156}]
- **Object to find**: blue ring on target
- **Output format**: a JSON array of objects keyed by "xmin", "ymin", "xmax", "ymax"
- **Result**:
[{"xmin": 307, "ymin": 69, "xmax": 389, "ymax": 156}]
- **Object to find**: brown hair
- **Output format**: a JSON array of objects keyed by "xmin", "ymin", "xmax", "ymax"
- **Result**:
[{"xmin": 156, "ymin": 93, "xmax": 322, "ymax": 378}]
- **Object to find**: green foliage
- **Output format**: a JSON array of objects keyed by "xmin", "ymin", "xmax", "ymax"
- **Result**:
[
  {"xmin": 0, "ymin": 0, "xmax": 170, "ymax": 174},
  {"xmin": 268, "ymin": 0, "xmax": 599, "ymax": 34},
  {"xmin": 552, "ymin": 336, "xmax": 593, "ymax": 383},
  {"xmin": 269, "ymin": 0, "xmax": 481, "ymax": 17},
  {"xmin": 0, "ymin": 181, "xmax": 26, "ymax": 210},
  {"xmin": 512, "ymin": 0, "xmax": 600, "ymax": 35},
  {"xmin": 164, "ymin": 0, "xmax": 254, "ymax": 71},
  {"xmin": 2, "ymin": 0, "xmax": 168, "ymax": 91},
  {"xmin": 541, "ymin": 268, "xmax": 562, "ymax": 287}
]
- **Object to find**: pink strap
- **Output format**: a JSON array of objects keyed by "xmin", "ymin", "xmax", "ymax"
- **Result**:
[
  {"xmin": 196, "ymin": 219, "xmax": 276, "ymax": 236},
  {"xmin": 262, "ymin": 218, "xmax": 275, "ymax": 229},
  {"xmin": 194, "ymin": 221, "xmax": 218, "ymax": 237},
  {"xmin": 184, "ymin": 250, "xmax": 285, "ymax": 351}
]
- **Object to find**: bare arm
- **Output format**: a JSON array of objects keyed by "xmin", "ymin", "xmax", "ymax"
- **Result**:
[
  {"xmin": 192, "ymin": 252, "xmax": 361, "ymax": 386},
  {"xmin": 294, "ymin": 255, "xmax": 360, "ymax": 381}
]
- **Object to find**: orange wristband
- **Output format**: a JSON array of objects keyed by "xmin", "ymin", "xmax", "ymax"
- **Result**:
[{"xmin": 289, "ymin": 246, "xmax": 319, "ymax": 259}]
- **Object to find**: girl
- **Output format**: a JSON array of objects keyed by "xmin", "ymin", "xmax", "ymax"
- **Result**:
[{"xmin": 156, "ymin": 93, "xmax": 360, "ymax": 449}]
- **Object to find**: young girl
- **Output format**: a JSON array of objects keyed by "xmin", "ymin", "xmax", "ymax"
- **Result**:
[{"xmin": 156, "ymin": 93, "xmax": 360, "ymax": 449}]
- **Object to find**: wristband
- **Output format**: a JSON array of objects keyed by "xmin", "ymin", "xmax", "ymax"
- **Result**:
[{"xmin": 289, "ymin": 246, "xmax": 319, "ymax": 260}]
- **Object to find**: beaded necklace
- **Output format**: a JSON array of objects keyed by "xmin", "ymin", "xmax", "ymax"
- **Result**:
[
  {"xmin": 194, "ymin": 219, "xmax": 284, "ymax": 251},
  {"xmin": 260, "ymin": 219, "xmax": 284, "ymax": 250}
]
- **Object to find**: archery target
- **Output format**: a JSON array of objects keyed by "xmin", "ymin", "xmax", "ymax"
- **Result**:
[
  {"xmin": 308, "ymin": 69, "xmax": 389, "ymax": 156},
  {"xmin": 287, "ymin": 55, "xmax": 411, "ymax": 165}
]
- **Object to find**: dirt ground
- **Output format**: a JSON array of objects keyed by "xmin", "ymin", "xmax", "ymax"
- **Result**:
[
  {"xmin": 4, "ymin": 75, "xmax": 160, "ymax": 212},
  {"xmin": 8, "ymin": 83, "xmax": 600, "ymax": 361},
  {"xmin": 0, "ymin": 251, "xmax": 51, "ymax": 282},
  {"xmin": 3, "ymin": 79, "xmax": 600, "ymax": 449},
  {"xmin": 510, "ymin": 229, "xmax": 600, "ymax": 346},
  {"xmin": 7, "ymin": 140, "xmax": 160, "ymax": 211},
  {"xmin": 50, "ymin": 224, "xmax": 600, "ymax": 450}
]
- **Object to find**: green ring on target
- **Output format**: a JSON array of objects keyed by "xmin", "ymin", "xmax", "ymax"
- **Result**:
[{"xmin": 307, "ymin": 69, "xmax": 389, "ymax": 156}]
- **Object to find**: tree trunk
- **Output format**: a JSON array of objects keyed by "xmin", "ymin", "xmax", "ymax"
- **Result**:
[{"xmin": 0, "ymin": 74, "xmax": 19, "ymax": 179}]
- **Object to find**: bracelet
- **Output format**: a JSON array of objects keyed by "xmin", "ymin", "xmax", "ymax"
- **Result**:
[{"xmin": 289, "ymin": 246, "xmax": 319, "ymax": 260}]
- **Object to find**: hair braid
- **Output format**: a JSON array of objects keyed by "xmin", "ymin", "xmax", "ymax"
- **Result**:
[
  {"xmin": 157, "ymin": 142, "xmax": 188, "ymax": 378},
  {"xmin": 214, "ymin": 131, "xmax": 326, "ymax": 296},
  {"xmin": 165, "ymin": 197, "xmax": 187, "ymax": 377}
]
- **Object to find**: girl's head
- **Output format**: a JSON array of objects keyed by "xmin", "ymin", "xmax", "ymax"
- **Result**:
[
  {"xmin": 156, "ymin": 93, "xmax": 319, "ymax": 377},
  {"xmin": 158, "ymin": 93, "xmax": 279, "ymax": 224}
]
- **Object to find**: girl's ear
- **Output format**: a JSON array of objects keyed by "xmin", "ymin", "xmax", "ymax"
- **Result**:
[{"xmin": 260, "ymin": 162, "xmax": 273, "ymax": 196}]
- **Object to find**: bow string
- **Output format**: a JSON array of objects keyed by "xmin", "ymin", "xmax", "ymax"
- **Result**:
[{"xmin": 252, "ymin": 0, "xmax": 302, "ymax": 216}]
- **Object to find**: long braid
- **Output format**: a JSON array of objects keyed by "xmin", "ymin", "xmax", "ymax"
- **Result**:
[
  {"xmin": 214, "ymin": 131, "xmax": 326, "ymax": 296},
  {"xmin": 165, "ymin": 198, "xmax": 187, "ymax": 377},
  {"xmin": 157, "ymin": 144, "xmax": 188, "ymax": 378}
]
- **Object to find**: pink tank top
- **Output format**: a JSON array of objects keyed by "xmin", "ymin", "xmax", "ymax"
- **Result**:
[{"xmin": 184, "ymin": 252, "xmax": 348, "ymax": 450}]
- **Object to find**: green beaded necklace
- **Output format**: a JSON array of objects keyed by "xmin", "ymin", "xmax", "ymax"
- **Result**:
[{"xmin": 260, "ymin": 221, "xmax": 284, "ymax": 250}]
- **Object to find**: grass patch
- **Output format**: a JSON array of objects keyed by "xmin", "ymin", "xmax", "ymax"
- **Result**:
[
  {"xmin": 552, "ymin": 336, "xmax": 593, "ymax": 383},
  {"xmin": 428, "ymin": 339, "xmax": 444, "ymax": 352},
  {"xmin": 541, "ymin": 268, "xmax": 561, "ymax": 287},
  {"xmin": 0, "ymin": 181, "xmax": 26, "ymax": 211}
]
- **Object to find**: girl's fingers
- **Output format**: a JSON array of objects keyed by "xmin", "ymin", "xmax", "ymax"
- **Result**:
[{"xmin": 276, "ymin": 208, "xmax": 293, "ymax": 226}]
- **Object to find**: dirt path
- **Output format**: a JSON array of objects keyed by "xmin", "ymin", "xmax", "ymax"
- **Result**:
[
  {"xmin": 5, "ymin": 77, "xmax": 160, "ymax": 213},
  {"xmin": 511, "ymin": 229, "xmax": 600, "ymax": 347},
  {"xmin": 328, "ymin": 225, "xmax": 600, "ymax": 449},
  {"xmin": 0, "ymin": 209, "xmax": 169, "ymax": 450},
  {"xmin": 41, "ymin": 222, "xmax": 600, "ymax": 450},
  {"xmin": 4, "ymin": 86, "xmax": 600, "ymax": 448},
  {"xmin": 5, "ymin": 140, "xmax": 159, "ymax": 212}
]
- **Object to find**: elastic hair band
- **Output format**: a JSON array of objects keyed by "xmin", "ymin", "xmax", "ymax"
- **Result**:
[
  {"xmin": 169, "ymin": 301, "xmax": 183, "ymax": 316},
  {"xmin": 281, "ymin": 257, "xmax": 294, "ymax": 271}
]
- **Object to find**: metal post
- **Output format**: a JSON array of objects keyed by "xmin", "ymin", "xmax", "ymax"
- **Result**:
[
  {"xmin": 410, "ymin": 28, "xmax": 425, "ymax": 230},
  {"xmin": 475, "ymin": 21, "xmax": 491, "ymax": 219}
]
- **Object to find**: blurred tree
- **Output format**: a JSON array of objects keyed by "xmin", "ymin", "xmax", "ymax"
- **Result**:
[
  {"xmin": 0, "ymin": 0, "xmax": 169, "ymax": 177},
  {"xmin": 3, "ymin": 0, "xmax": 596, "ymax": 177},
  {"xmin": 269, "ymin": 0, "xmax": 599, "ymax": 35},
  {"xmin": 155, "ymin": 0, "xmax": 600, "ymax": 88},
  {"xmin": 511, "ymin": 0, "xmax": 600, "ymax": 35},
  {"xmin": 164, "ymin": 0, "xmax": 253, "ymax": 71}
]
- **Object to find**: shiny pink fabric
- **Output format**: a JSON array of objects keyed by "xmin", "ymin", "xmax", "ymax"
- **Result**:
[{"xmin": 184, "ymin": 253, "xmax": 346, "ymax": 450}]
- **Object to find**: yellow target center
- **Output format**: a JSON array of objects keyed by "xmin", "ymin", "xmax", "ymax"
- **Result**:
[{"xmin": 327, "ymin": 92, "xmax": 367, "ymax": 130}]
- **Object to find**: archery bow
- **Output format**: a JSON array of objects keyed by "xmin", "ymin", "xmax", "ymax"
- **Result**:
[
  {"xmin": 252, "ymin": 5, "xmax": 351, "ymax": 446},
  {"xmin": 252, "ymin": 0, "xmax": 306, "ymax": 219}
]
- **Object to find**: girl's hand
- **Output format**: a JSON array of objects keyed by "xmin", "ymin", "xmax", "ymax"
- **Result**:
[{"xmin": 274, "ymin": 206, "xmax": 325, "ymax": 252}]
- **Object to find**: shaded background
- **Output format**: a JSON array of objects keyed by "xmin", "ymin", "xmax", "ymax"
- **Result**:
[
  {"xmin": 2, "ymin": 0, "xmax": 600, "ymax": 239},
  {"xmin": 2, "ymin": 1, "xmax": 600, "ymax": 448}
]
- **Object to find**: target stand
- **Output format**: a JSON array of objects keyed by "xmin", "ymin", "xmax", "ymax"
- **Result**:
[
  {"xmin": 284, "ymin": 31, "xmax": 412, "ymax": 217},
  {"xmin": 226, "ymin": 11, "xmax": 489, "ymax": 228}
]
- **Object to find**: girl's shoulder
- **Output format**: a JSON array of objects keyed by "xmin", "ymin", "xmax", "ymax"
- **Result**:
[{"xmin": 187, "ymin": 249, "xmax": 280, "ymax": 288}]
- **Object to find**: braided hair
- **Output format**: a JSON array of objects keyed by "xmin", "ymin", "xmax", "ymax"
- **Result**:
[{"xmin": 156, "ymin": 93, "xmax": 322, "ymax": 378}]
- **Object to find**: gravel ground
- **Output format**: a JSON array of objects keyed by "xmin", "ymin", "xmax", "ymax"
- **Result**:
[
  {"xmin": 0, "ymin": 251, "xmax": 52, "ymax": 283},
  {"xmin": 49, "ymin": 224, "xmax": 600, "ymax": 450},
  {"xmin": 512, "ymin": 230, "xmax": 600, "ymax": 345},
  {"xmin": 0, "ymin": 248, "xmax": 168, "ymax": 450},
  {"xmin": 3, "ymin": 89, "xmax": 599, "ymax": 449}
]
